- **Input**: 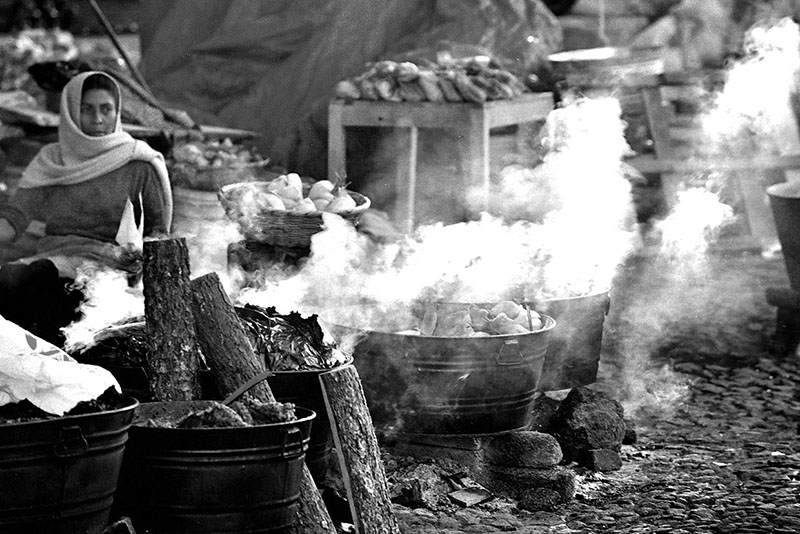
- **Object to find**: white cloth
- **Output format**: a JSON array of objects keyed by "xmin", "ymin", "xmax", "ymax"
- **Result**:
[{"xmin": 0, "ymin": 314, "xmax": 120, "ymax": 416}]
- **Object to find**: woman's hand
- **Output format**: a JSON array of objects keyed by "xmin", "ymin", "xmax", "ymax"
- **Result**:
[{"xmin": 0, "ymin": 218, "xmax": 15, "ymax": 243}]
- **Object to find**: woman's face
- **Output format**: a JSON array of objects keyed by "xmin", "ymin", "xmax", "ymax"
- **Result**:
[{"xmin": 79, "ymin": 88, "xmax": 117, "ymax": 136}]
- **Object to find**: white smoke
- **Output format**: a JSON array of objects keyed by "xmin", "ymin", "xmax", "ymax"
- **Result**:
[
  {"xmin": 239, "ymin": 98, "xmax": 639, "ymax": 324},
  {"xmin": 62, "ymin": 264, "xmax": 143, "ymax": 353}
]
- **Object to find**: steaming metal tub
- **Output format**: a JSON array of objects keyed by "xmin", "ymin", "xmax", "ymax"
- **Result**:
[
  {"xmin": 324, "ymin": 305, "xmax": 555, "ymax": 435},
  {"xmin": 435, "ymin": 291, "xmax": 611, "ymax": 392}
]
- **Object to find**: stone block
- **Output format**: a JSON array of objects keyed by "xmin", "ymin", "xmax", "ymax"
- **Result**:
[
  {"xmin": 519, "ymin": 487, "xmax": 562, "ymax": 512},
  {"xmin": 529, "ymin": 394, "xmax": 561, "ymax": 433},
  {"xmin": 474, "ymin": 464, "xmax": 576, "ymax": 503},
  {"xmin": 583, "ymin": 448, "xmax": 622, "ymax": 472},
  {"xmin": 553, "ymin": 386, "xmax": 626, "ymax": 463},
  {"xmin": 483, "ymin": 431, "xmax": 563, "ymax": 468},
  {"xmin": 623, "ymin": 418, "xmax": 637, "ymax": 445}
]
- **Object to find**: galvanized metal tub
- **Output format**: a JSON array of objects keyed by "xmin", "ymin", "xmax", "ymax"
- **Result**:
[{"xmin": 324, "ymin": 305, "xmax": 555, "ymax": 436}]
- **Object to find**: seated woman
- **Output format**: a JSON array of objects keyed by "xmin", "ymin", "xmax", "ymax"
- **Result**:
[{"xmin": 0, "ymin": 71, "xmax": 172, "ymax": 346}]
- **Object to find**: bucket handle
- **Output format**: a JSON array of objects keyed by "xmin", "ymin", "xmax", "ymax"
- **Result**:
[
  {"xmin": 54, "ymin": 426, "xmax": 88, "ymax": 457},
  {"xmin": 281, "ymin": 427, "xmax": 303, "ymax": 457},
  {"xmin": 222, "ymin": 370, "xmax": 276, "ymax": 406},
  {"xmin": 496, "ymin": 339, "xmax": 524, "ymax": 366}
]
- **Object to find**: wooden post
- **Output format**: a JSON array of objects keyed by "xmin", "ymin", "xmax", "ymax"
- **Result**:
[
  {"xmin": 465, "ymin": 106, "xmax": 489, "ymax": 220},
  {"xmin": 188, "ymin": 272, "xmax": 336, "ymax": 534},
  {"xmin": 328, "ymin": 101, "xmax": 347, "ymax": 182},
  {"xmin": 142, "ymin": 237, "xmax": 202, "ymax": 401},
  {"xmin": 320, "ymin": 364, "xmax": 398, "ymax": 534},
  {"xmin": 394, "ymin": 125, "xmax": 418, "ymax": 234}
]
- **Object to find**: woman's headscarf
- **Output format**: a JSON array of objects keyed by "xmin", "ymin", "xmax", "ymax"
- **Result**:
[{"xmin": 18, "ymin": 71, "xmax": 173, "ymax": 232}]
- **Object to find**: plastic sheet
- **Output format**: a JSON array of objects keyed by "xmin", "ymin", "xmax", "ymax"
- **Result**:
[
  {"xmin": 137, "ymin": 0, "xmax": 563, "ymax": 178},
  {"xmin": 0, "ymin": 315, "xmax": 120, "ymax": 415}
]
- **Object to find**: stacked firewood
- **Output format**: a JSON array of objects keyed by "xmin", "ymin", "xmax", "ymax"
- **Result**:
[
  {"xmin": 141, "ymin": 237, "xmax": 397, "ymax": 534},
  {"xmin": 334, "ymin": 59, "xmax": 536, "ymax": 103}
]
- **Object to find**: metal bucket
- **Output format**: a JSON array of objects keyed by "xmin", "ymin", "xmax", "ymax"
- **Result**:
[
  {"xmin": 432, "ymin": 293, "xmax": 610, "ymax": 391},
  {"xmin": 115, "ymin": 402, "xmax": 315, "ymax": 534},
  {"xmin": 548, "ymin": 46, "xmax": 665, "ymax": 88},
  {"xmin": 325, "ymin": 305, "xmax": 555, "ymax": 436},
  {"xmin": 267, "ymin": 371, "xmax": 334, "ymax": 485},
  {"xmin": 536, "ymin": 291, "xmax": 610, "ymax": 391},
  {"xmin": 767, "ymin": 181, "xmax": 800, "ymax": 290},
  {"xmin": 0, "ymin": 397, "xmax": 139, "ymax": 534}
]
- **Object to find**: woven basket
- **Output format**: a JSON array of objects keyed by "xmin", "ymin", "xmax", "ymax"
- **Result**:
[
  {"xmin": 218, "ymin": 181, "xmax": 371, "ymax": 248},
  {"xmin": 169, "ymin": 160, "xmax": 273, "ymax": 191}
]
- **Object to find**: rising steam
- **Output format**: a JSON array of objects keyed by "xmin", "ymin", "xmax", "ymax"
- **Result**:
[
  {"xmin": 62, "ymin": 264, "xmax": 143, "ymax": 353},
  {"xmin": 240, "ymin": 97, "xmax": 638, "ymax": 320},
  {"xmin": 612, "ymin": 16, "xmax": 800, "ymax": 419}
]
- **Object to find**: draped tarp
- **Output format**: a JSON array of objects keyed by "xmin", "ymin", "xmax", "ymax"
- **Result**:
[{"xmin": 137, "ymin": 0, "xmax": 562, "ymax": 179}]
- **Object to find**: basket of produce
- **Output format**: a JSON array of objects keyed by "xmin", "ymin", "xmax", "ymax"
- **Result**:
[
  {"xmin": 219, "ymin": 173, "xmax": 371, "ymax": 248},
  {"xmin": 169, "ymin": 137, "xmax": 272, "ymax": 191}
]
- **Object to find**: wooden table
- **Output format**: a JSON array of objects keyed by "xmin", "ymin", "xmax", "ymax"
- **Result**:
[{"xmin": 328, "ymin": 93, "xmax": 555, "ymax": 232}]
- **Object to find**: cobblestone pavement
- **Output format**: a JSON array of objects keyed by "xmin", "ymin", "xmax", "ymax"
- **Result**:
[{"xmin": 388, "ymin": 252, "xmax": 800, "ymax": 533}]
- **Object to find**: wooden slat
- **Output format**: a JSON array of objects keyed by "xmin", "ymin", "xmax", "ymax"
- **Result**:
[
  {"xmin": 484, "ymin": 93, "xmax": 554, "ymax": 128},
  {"xmin": 626, "ymin": 153, "xmax": 800, "ymax": 174},
  {"xmin": 0, "ymin": 104, "xmax": 258, "ymax": 139},
  {"xmin": 333, "ymin": 93, "xmax": 554, "ymax": 129}
]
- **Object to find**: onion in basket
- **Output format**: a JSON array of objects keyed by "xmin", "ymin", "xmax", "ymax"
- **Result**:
[{"xmin": 327, "ymin": 190, "xmax": 357, "ymax": 213}]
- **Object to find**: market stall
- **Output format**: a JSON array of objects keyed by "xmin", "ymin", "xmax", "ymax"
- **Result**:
[{"xmin": 2, "ymin": 2, "xmax": 800, "ymax": 534}]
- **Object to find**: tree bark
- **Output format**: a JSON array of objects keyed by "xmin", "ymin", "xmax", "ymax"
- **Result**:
[
  {"xmin": 142, "ymin": 237, "xmax": 202, "ymax": 401},
  {"xmin": 320, "ymin": 364, "xmax": 398, "ymax": 534},
  {"xmin": 188, "ymin": 272, "xmax": 336, "ymax": 534},
  {"xmin": 189, "ymin": 272, "xmax": 273, "ymax": 401}
]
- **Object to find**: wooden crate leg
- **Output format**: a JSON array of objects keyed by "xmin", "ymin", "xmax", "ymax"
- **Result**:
[
  {"xmin": 328, "ymin": 102, "xmax": 346, "ymax": 181},
  {"xmin": 465, "ymin": 108, "xmax": 490, "ymax": 220},
  {"xmin": 641, "ymin": 87, "xmax": 681, "ymax": 208},
  {"xmin": 394, "ymin": 126, "xmax": 418, "ymax": 234}
]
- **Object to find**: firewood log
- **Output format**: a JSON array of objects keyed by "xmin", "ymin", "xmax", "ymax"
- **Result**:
[
  {"xmin": 320, "ymin": 364, "xmax": 399, "ymax": 534},
  {"xmin": 189, "ymin": 272, "xmax": 336, "ymax": 534},
  {"xmin": 142, "ymin": 237, "xmax": 202, "ymax": 401},
  {"xmin": 190, "ymin": 272, "xmax": 273, "ymax": 402}
]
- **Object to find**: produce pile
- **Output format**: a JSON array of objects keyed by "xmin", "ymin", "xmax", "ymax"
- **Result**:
[
  {"xmin": 171, "ymin": 137, "xmax": 269, "ymax": 170},
  {"xmin": 402, "ymin": 300, "xmax": 546, "ymax": 337},
  {"xmin": 169, "ymin": 137, "xmax": 271, "ymax": 190},
  {"xmin": 334, "ymin": 59, "xmax": 535, "ymax": 104},
  {"xmin": 221, "ymin": 174, "xmax": 367, "ymax": 215},
  {"xmin": 0, "ymin": 29, "xmax": 77, "ymax": 91}
]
